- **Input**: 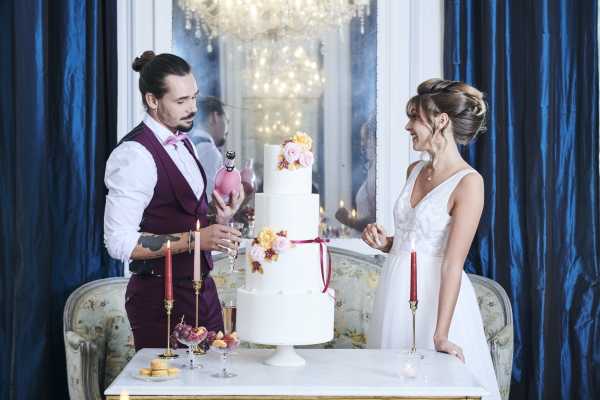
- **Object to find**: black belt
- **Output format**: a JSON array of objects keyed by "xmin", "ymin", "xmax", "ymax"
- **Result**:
[{"xmin": 129, "ymin": 260, "xmax": 209, "ymax": 280}]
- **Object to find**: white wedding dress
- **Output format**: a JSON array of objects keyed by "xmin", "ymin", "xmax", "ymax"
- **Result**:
[{"xmin": 367, "ymin": 161, "xmax": 501, "ymax": 400}]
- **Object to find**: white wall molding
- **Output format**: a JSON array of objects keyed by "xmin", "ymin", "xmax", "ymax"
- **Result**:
[
  {"xmin": 376, "ymin": 0, "xmax": 443, "ymax": 231},
  {"xmin": 117, "ymin": 0, "xmax": 173, "ymax": 140},
  {"xmin": 408, "ymin": 0, "xmax": 444, "ymax": 163}
]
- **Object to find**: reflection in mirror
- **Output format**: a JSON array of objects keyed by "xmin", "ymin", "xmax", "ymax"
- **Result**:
[
  {"xmin": 343, "ymin": 2, "xmax": 377, "ymax": 234},
  {"xmin": 172, "ymin": 1, "xmax": 377, "ymax": 238}
]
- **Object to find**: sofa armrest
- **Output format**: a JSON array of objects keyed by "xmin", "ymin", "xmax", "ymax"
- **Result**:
[
  {"xmin": 488, "ymin": 324, "xmax": 514, "ymax": 400},
  {"xmin": 64, "ymin": 331, "xmax": 102, "ymax": 400}
]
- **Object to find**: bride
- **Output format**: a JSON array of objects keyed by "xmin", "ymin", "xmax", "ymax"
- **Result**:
[{"xmin": 362, "ymin": 79, "xmax": 501, "ymax": 400}]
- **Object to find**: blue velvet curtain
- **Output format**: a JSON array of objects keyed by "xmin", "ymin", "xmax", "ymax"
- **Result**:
[
  {"xmin": 0, "ymin": 1, "xmax": 121, "ymax": 399},
  {"xmin": 444, "ymin": 1, "xmax": 599, "ymax": 399}
]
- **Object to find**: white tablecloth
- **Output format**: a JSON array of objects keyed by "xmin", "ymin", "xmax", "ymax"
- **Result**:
[{"xmin": 105, "ymin": 348, "xmax": 488, "ymax": 399}]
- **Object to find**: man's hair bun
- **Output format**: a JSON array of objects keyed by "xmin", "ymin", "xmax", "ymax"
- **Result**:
[{"xmin": 132, "ymin": 50, "xmax": 156, "ymax": 72}]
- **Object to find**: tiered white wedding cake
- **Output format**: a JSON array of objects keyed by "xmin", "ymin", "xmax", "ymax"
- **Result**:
[{"xmin": 237, "ymin": 133, "xmax": 334, "ymax": 366}]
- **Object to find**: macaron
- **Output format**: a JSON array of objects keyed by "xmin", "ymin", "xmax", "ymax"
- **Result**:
[{"xmin": 150, "ymin": 358, "xmax": 168, "ymax": 370}]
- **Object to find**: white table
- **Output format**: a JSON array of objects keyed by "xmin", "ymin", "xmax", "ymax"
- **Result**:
[{"xmin": 105, "ymin": 348, "xmax": 488, "ymax": 399}]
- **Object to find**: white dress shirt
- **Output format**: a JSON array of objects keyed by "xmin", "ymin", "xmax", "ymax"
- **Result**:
[
  {"xmin": 189, "ymin": 128, "xmax": 223, "ymax": 198},
  {"xmin": 104, "ymin": 113, "xmax": 205, "ymax": 263}
]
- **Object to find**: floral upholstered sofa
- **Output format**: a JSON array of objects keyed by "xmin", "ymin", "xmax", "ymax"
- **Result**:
[{"xmin": 63, "ymin": 247, "xmax": 513, "ymax": 400}]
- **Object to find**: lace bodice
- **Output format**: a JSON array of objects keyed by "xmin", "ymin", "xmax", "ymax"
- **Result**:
[{"xmin": 391, "ymin": 161, "xmax": 476, "ymax": 257}]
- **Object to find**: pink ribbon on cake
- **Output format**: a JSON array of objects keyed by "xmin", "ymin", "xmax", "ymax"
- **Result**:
[{"xmin": 290, "ymin": 237, "xmax": 332, "ymax": 294}]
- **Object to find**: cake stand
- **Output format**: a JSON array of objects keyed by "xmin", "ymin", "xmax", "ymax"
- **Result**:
[{"xmin": 264, "ymin": 345, "xmax": 306, "ymax": 367}]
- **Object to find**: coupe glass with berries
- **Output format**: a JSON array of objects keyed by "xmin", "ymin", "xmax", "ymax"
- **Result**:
[
  {"xmin": 172, "ymin": 318, "xmax": 208, "ymax": 369},
  {"xmin": 209, "ymin": 330, "xmax": 240, "ymax": 378}
]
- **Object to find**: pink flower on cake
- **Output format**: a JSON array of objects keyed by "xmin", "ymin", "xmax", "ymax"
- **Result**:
[
  {"xmin": 272, "ymin": 236, "xmax": 291, "ymax": 252},
  {"xmin": 277, "ymin": 132, "xmax": 315, "ymax": 171},
  {"xmin": 298, "ymin": 150, "xmax": 314, "ymax": 168},
  {"xmin": 248, "ymin": 244, "xmax": 265, "ymax": 263},
  {"xmin": 283, "ymin": 142, "xmax": 301, "ymax": 163}
]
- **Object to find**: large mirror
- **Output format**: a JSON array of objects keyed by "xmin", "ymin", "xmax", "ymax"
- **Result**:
[{"xmin": 172, "ymin": 1, "xmax": 377, "ymax": 238}]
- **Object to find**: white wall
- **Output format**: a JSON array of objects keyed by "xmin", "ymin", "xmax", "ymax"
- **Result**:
[
  {"xmin": 377, "ymin": 0, "xmax": 444, "ymax": 231},
  {"xmin": 117, "ymin": 0, "xmax": 172, "ymax": 141}
]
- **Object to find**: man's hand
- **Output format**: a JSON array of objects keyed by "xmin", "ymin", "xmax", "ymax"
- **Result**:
[
  {"xmin": 213, "ymin": 185, "xmax": 245, "ymax": 225},
  {"xmin": 200, "ymin": 224, "xmax": 242, "ymax": 252}
]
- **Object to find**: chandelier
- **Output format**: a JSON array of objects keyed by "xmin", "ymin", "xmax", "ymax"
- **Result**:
[
  {"xmin": 242, "ymin": 42, "xmax": 324, "ymax": 139},
  {"xmin": 254, "ymin": 100, "xmax": 305, "ymax": 138},
  {"xmin": 178, "ymin": 0, "xmax": 371, "ymax": 51},
  {"xmin": 243, "ymin": 43, "xmax": 325, "ymax": 99}
]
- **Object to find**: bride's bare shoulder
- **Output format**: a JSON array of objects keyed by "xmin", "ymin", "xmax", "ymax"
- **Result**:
[{"xmin": 456, "ymin": 171, "xmax": 484, "ymax": 198}]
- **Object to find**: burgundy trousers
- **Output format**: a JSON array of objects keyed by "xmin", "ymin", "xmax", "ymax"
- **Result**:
[{"xmin": 125, "ymin": 274, "xmax": 224, "ymax": 351}]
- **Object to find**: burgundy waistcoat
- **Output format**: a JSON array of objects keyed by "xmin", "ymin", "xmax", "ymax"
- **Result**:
[{"xmin": 120, "ymin": 122, "xmax": 213, "ymax": 278}]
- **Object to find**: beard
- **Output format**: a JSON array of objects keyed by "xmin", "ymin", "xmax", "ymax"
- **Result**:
[
  {"xmin": 176, "ymin": 111, "xmax": 196, "ymax": 132},
  {"xmin": 177, "ymin": 120, "xmax": 194, "ymax": 132},
  {"xmin": 176, "ymin": 113, "xmax": 195, "ymax": 132}
]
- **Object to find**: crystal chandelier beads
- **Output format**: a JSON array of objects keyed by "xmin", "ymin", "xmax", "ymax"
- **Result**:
[{"xmin": 178, "ymin": 0, "xmax": 370, "ymax": 50}]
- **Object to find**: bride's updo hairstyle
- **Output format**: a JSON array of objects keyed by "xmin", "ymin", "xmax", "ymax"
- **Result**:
[{"xmin": 406, "ymin": 79, "xmax": 487, "ymax": 145}]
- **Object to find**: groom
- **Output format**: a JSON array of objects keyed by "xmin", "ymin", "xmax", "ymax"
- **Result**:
[{"xmin": 104, "ymin": 51, "xmax": 243, "ymax": 350}]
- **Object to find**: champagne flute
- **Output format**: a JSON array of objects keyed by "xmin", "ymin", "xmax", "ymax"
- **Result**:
[
  {"xmin": 211, "ymin": 301, "xmax": 239, "ymax": 378},
  {"xmin": 247, "ymin": 216, "xmax": 256, "ymax": 237},
  {"xmin": 228, "ymin": 221, "xmax": 245, "ymax": 273},
  {"xmin": 222, "ymin": 300, "xmax": 237, "ymax": 334},
  {"xmin": 244, "ymin": 208, "xmax": 256, "ymax": 238}
]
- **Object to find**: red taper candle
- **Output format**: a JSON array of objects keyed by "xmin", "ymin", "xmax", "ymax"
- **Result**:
[
  {"xmin": 410, "ymin": 238, "xmax": 417, "ymax": 302},
  {"xmin": 165, "ymin": 240, "xmax": 173, "ymax": 300}
]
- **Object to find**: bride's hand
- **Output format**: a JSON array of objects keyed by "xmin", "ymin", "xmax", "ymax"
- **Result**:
[
  {"xmin": 361, "ymin": 224, "xmax": 390, "ymax": 251},
  {"xmin": 434, "ymin": 336, "xmax": 465, "ymax": 363}
]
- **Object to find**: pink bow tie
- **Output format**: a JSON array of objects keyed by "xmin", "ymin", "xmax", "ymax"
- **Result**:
[{"xmin": 163, "ymin": 133, "xmax": 189, "ymax": 147}]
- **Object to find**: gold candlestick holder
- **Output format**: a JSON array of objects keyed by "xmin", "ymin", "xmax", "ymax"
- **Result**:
[
  {"xmin": 192, "ymin": 280, "xmax": 206, "ymax": 355},
  {"xmin": 193, "ymin": 280, "xmax": 202, "ymax": 327},
  {"xmin": 159, "ymin": 299, "xmax": 179, "ymax": 359},
  {"xmin": 409, "ymin": 300, "xmax": 418, "ymax": 353}
]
